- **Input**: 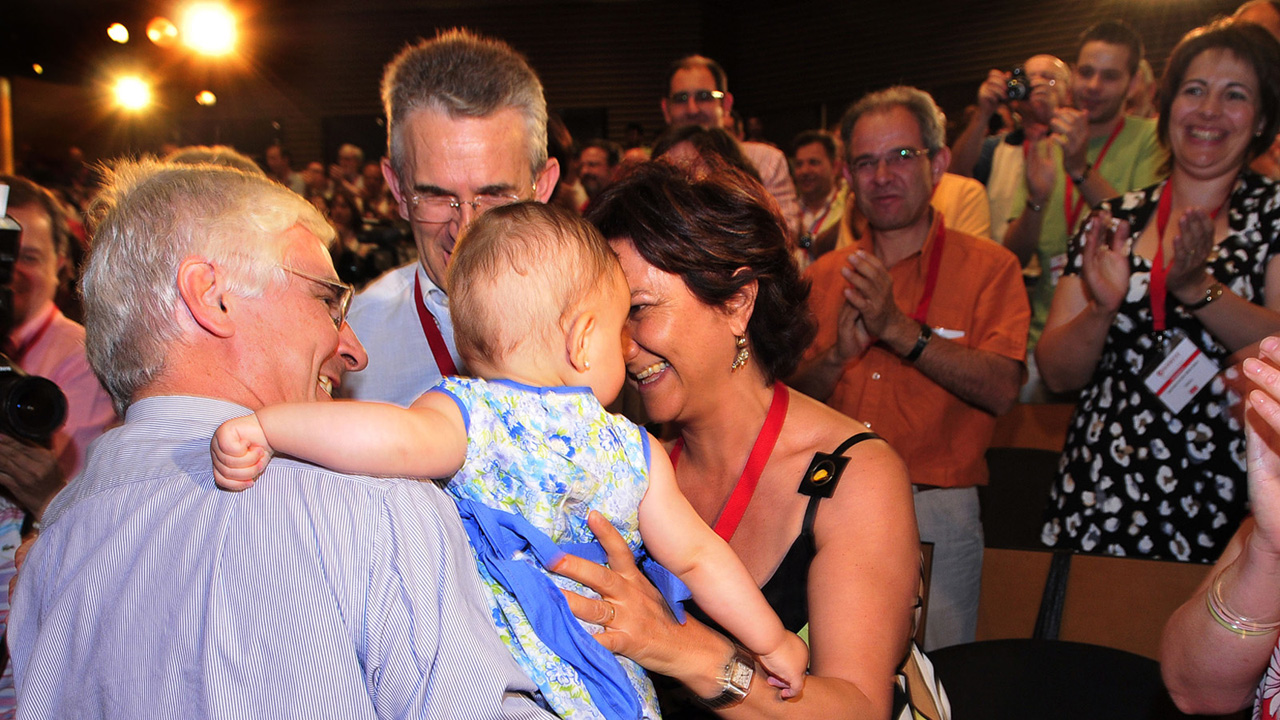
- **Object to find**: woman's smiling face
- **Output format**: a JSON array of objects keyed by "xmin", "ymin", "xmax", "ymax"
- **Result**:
[{"xmin": 611, "ymin": 237, "xmax": 738, "ymax": 425}]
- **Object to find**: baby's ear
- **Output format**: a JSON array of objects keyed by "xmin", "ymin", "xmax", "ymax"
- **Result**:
[{"xmin": 565, "ymin": 310, "xmax": 596, "ymax": 373}]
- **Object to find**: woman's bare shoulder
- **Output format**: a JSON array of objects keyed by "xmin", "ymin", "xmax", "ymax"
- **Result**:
[{"xmin": 784, "ymin": 390, "xmax": 894, "ymax": 459}]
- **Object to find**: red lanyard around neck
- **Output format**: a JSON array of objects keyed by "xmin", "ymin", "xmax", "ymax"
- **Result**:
[
  {"xmin": 909, "ymin": 219, "xmax": 947, "ymax": 324},
  {"xmin": 669, "ymin": 383, "xmax": 789, "ymax": 542},
  {"xmin": 6, "ymin": 308, "xmax": 56, "ymax": 365},
  {"xmin": 413, "ymin": 273, "xmax": 458, "ymax": 376},
  {"xmin": 1150, "ymin": 181, "xmax": 1225, "ymax": 331},
  {"xmin": 1064, "ymin": 118, "xmax": 1126, "ymax": 233}
]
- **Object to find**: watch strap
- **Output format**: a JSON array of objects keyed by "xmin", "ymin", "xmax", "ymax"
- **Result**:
[{"xmin": 904, "ymin": 323, "xmax": 933, "ymax": 363}]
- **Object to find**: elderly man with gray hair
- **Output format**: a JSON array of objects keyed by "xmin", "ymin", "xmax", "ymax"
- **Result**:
[
  {"xmin": 343, "ymin": 28, "xmax": 560, "ymax": 407},
  {"xmin": 7, "ymin": 160, "xmax": 554, "ymax": 720},
  {"xmin": 791, "ymin": 86, "xmax": 1029, "ymax": 650}
]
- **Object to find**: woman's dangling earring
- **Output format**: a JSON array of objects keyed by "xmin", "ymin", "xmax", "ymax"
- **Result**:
[{"xmin": 731, "ymin": 335, "xmax": 749, "ymax": 372}]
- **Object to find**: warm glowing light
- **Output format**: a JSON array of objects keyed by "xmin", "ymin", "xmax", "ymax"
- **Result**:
[
  {"xmin": 195, "ymin": 90, "xmax": 217, "ymax": 106},
  {"xmin": 181, "ymin": 3, "xmax": 236, "ymax": 56},
  {"xmin": 31, "ymin": 64, "xmax": 43, "ymax": 75},
  {"xmin": 113, "ymin": 76, "xmax": 152, "ymax": 111},
  {"xmin": 107, "ymin": 23, "xmax": 130, "ymax": 44},
  {"xmin": 146, "ymin": 17, "xmax": 179, "ymax": 48}
]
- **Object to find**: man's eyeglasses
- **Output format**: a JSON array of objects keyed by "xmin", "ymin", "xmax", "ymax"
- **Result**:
[
  {"xmin": 668, "ymin": 90, "xmax": 725, "ymax": 105},
  {"xmin": 282, "ymin": 266, "xmax": 354, "ymax": 329},
  {"xmin": 404, "ymin": 190, "xmax": 527, "ymax": 224},
  {"xmin": 850, "ymin": 147, "xmax": 932, "ymax": 176}
]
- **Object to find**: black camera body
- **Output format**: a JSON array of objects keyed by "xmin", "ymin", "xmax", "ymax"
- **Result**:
[
  {"xmin": 1006, "ymin": 66, "xmax": 1030, "ymax": 101},
  {"xmin": 0, "ymin": 186, "xmax": 67, "ymax": 443}
]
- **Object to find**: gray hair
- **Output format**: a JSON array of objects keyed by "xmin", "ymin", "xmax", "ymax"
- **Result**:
[
  {"xmin": 381, "ymin": 28, "xmax": 548, "ymax": 182},
  {"xmin": 83, "ymin": 159, "xmax": 333, "ymax": 414},
  {"xmin": 839, "ymin": 86, "xmax": 947, "ymax": 159},
  {"xmin": 163, "ymin": 145, "xmax": 265, "ymax": 176}
]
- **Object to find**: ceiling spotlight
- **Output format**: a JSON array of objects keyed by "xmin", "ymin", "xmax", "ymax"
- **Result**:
[
  {"xmin": 196, "ymin": 90, "xmax": 217, "ymax": 106},
  {"xmin": 107, "ymin": 23, "xmax": 130, "ymax": 44},
  {"xmin": 113, "ymin": 76, "xmax": 152, "ymax": 112},
  {"xmin": 181, "ymin": 3, "xmax": 236, "ymax": 56},
  {"xmin": 146, "ymin": 17, "xmax": 179, "ymax": 48},
  {"xmin": 31, "ymin": 64, "xmax": 43, "ymax": 75}
]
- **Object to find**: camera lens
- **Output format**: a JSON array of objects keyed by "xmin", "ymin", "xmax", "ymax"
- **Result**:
[
  {"xmin": 1006, "ymin": 66, "xmax": 1030, "ymax": 101},
  {"xmin": 0, "ymin": 373, "xmax": 68, "ymax": 442}
]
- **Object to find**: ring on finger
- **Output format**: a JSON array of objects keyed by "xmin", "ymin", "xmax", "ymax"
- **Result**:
[{"xmin": 601, "ymin": 602, "xmax": 616, "ymax": 626}]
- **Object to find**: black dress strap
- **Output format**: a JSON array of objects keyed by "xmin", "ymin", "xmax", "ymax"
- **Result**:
[{"xmin": 801, "ymin": 432, "xmax": 882, "ymax": 535}]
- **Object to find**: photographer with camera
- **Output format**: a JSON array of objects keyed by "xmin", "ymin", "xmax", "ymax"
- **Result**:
[
  {"xmin": 949, "ymin": 54, "xmax": 1071, "ymax": 244},
  {"xmin": 0, "ymin": 177, "xmax": 115, "ymax": 495},
  {"xmin": 1004, "ymin": 23, "xmax": 1167, "ymax": 369}
]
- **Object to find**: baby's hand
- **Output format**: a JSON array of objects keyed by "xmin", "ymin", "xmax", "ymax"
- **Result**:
[
  {"xmin": 211, "ymin": 415, "xmax": 274, "ymax": 491},
  {"xmin": 757, "ymin": 632, "xmax": 809, "ymax": 699}
]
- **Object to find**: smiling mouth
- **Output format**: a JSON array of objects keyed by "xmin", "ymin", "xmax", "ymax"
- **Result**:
[
  {"xmin": 1189, "ymin": 127, "xmax": 1226, "ymax": 141},
  {"xmin": 632, "ymin": 361, "xmax": 670, "ymax": 383}
]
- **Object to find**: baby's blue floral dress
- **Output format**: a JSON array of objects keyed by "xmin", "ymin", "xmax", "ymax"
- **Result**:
[{"xmin": 434, "ymin": 377, "xmax": 659, "ymax": 720}]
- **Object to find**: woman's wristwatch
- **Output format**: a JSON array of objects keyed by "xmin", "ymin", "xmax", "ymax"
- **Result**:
[{"xmin": 698, "ymin": 644, "xmax": 755, "ymax": 709}]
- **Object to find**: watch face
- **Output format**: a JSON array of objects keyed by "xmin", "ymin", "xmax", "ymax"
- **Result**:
[{"xmin": 728, "ymin": 658, "xmax": 754, "ymax": 690}]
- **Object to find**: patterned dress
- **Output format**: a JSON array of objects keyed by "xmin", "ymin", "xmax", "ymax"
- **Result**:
[
  {"xmin": 1042, "ymin": 173, "xmax": 1280, "ymax": 562},
  {"xmin": 434, "ymin": 377, "xmax": 659, "ymax": 720}
]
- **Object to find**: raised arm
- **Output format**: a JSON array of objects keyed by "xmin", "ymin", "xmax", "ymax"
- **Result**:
[
  {"xmin": 1035, "ymin": 211, "xmax": 1130, "ymax": 393},
  {"xmin": 1162, "ymin": 337, "xmax": 1280, "ymax": 714},
  {"xmin": 1001, "ymin": 136, "xmax": 1059, "ymax": 266},
  {"xmin": 212, "ymin": 392, "xmax": 468, "ymax": 487},
  {"xmin": 948, "ymin": 70, "xmax": 1007, "ymax": 178},
  {"xmin": 637, "ymin": 437, "xmax": 807, "ymax": 695},
  {"xmin": 1164, "ymin": 209, "xmax": 1280, "ymax": 354}
]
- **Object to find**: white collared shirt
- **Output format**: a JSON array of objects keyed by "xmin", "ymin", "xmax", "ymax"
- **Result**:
[{"xmin": 342, "ymin": 262, "xmax": 465, "ymax": 407}]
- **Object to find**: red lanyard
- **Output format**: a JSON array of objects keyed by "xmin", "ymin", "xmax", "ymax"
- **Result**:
[
  {"xmin": 910, "ymin": 219, "xmax": 947, "ymax": 323},
  {"xmin": 413, "ymin": 274, "xmax": 458, "ymax": 376},
  {"xmin": 5, "ymin": 307, "xmax": 56, "ymax": 364},
  {"xmin": 1064, "ymin": 118, "xmax": 1126, "ymax": 234},
  {"xmin": 1150, "ymin": 182, "xmax": 1225, "ymax": 331},
  {"xmin": 669, "ymin": 383, "xmax": 789, "ymax": 542}
]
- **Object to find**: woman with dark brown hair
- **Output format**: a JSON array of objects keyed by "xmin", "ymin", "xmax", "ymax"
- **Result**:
[
  {"xmin": 557, "ymin": 161, "xmax": 918, "ymax": 718},
  {"xmin": 1038, "ymin": 20, "xmax": 1280, "ymax": 563}
]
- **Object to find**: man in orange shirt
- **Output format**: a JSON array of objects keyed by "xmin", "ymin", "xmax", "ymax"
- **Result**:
[{"xmin": 791, "ymin": 86, "xmax": 1029, "ymax": 650}]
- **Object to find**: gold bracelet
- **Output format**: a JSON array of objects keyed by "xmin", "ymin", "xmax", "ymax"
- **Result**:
[{"xmin": 1206, "ymin": 568, "xmax": 1280, "ymax": 637}]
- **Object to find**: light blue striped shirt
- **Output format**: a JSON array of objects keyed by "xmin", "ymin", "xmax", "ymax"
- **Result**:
[{"xmin": 8, "ymin": 395, "xmax": 553, "ymax": 720}]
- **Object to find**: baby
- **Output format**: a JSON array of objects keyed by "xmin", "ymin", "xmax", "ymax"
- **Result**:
[{"xmin": 211, "ymin": 202, "xmax": 807, "ymax": 719}]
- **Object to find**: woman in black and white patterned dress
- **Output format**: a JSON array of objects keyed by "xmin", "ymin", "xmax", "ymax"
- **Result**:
[{"xmin": 1038, "ymin": 21, "xmax": 1280, "ymax": 562}]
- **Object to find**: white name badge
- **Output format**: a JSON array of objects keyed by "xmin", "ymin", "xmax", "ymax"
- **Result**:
[{"xmin": 1142, "ymin": 329, "xmax": 1219, "ymax": 415}]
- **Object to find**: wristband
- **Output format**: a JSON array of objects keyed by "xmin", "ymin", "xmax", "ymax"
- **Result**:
[
  {"xmin": 1025, "ymin": 198, "xmax": 1045, "ymax": 213},
  {"xmin": 1069, "ymin": 164, "xmax": 1091, "ymax": 186},
  {"xmin": 1185, "ymin": 282, "xmax": 1225, "ymax": 311},
  {"xmin": 904, "ymin": 323, "xmax": 932, "ymax": 363}
]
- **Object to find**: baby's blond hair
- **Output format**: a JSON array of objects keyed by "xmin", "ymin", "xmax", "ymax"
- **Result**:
[{"xmin": 448, "ymin": 202, "xmax": 621, "ymax": 369}]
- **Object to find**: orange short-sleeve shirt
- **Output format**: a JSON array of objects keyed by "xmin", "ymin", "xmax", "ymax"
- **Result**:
[{"xmin": 803, "ymin": 212, "xmax": 1029, "ymax": 488}]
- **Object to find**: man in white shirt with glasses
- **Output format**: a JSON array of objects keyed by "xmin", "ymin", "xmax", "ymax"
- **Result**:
[{"xmin": 343, "ymin": 29, "xmax": 560, "ymax": 407}]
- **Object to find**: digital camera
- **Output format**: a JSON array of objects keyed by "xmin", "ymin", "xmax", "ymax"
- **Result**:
[{"xmin": 1006, "ymin": 66, "xmax": 1030, "ymax": 101}]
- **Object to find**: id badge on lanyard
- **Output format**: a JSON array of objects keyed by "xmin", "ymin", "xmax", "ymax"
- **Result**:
[{"xmin": 1142, "ymin": 327, "xmax": 1218, "ymax": 415}]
